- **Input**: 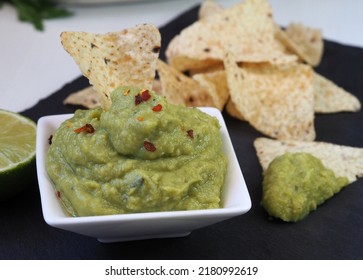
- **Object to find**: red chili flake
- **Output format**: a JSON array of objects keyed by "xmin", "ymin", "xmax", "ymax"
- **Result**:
[
  {"xmin": 141, "ymin": 89, "xmax": 151, "ymax": 101},
  {"xmin": 144, "ymin": 141, "xmax": 156, "ymax": 152},
  {"xmin": 74, "ymin": 123, "xmax": 95, "ymax": 134},
  {"xmin": 135, "ymin": 93, "xmax": 143, "ymax": 105},
  {"xmin": 56, "ymin": 191, "xmax": 61, "ymax": 199},
  {"xmin": 187, "ymin": 129, "xmax": 194, "ymax": 139},
  {"xmin": 48, "ymin": 135, "xmax": 53, "ymax": 145},
  {"xmin": 135, "ymin": 89, "xmax": 151, "ymax": 105},
  {"xmin": 152, "ymin": 104, "xmax": 162, "ymax": 112}
]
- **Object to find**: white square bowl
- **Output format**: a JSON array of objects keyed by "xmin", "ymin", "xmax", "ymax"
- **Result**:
[{"xmin": 36, "ymin": 107, "xmax": 251, "ymax": 242}]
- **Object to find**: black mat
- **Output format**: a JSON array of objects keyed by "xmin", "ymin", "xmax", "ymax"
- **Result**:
[{"xmin": 2, "ymin": 5, "xmax": 363, "ymax": 259}]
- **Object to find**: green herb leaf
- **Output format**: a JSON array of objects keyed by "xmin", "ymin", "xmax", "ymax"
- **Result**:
[{"xmin": 1, "ymin": 0, "xmax": 72, "ymax": 31}]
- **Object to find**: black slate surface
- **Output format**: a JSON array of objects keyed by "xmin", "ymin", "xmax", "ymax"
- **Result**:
[{"xmin": 1, "ymin": 5, "xmax": 363, "ymax": 259}]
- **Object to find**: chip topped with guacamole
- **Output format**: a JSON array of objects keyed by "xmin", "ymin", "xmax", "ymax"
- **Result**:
[
  {"xmin": 261, "ymin": 152, "xmax": 349, "ymax": 222},
  {"xmin": 46, "ymin": 87, "xmax": 228, "ymax": 216},
  {"xmin": 255, "ymin": 137, "xmax": 363, "ymax": 222}
]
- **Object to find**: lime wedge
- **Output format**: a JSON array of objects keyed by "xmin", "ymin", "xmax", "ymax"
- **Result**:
[{"xmin": 0, "ymin": 109, "xmax": 36, "ymax": 200}]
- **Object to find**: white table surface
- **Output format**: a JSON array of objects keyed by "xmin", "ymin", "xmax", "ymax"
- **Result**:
[{"xmin": 1, "ymin": 0, "xmax": 362, "ymax": 113}]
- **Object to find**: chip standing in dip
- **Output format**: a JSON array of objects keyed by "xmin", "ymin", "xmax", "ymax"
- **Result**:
[{"xmin": 46, "ymin": 87, "xmax": 228, "ymax": 216}]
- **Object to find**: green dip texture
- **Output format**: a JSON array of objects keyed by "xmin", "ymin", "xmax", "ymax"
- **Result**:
[
  {"xmin": 261, "ymin": 152, "xmax": 349, "ymax": 222},
  {"xmin": 46, "ymin": 86, "xmax": 227, "ymax": 216}
]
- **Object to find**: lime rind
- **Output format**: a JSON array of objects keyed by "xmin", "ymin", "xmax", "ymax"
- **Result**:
[{"xmin": 0, "ymin": 150, "xmax": 36, "ymax": 172}]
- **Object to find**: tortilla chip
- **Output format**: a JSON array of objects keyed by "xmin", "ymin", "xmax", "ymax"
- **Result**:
[
  {"xmin": 188, "ymin": 61, "xmax": 225, "ymax": 76},
  {"xmin": 225, "ymin": 99, "xmax": 245, "ymax": 121},
  {"xmin": 63, "ymin": 86, "xmax": 100, "ymax": 109},
  {"xmin": 313, "ymin": 72, "xmax": 361, "ymax": 113},
  {"xmin": 276, "ymin": 23, "xmax": 323, "ymax": 67},
  {"xmin": 61, "ymin": 24, "xmax": 161, "ymax": 110},
  {"xmin": 198, "ymin": 0, "xmax": 224, "ymax": 19},
  {"xmin": 152, "ymin": 79, "xmax": 162, "ymax": 94},
  {"xmin": 166, "ymin": 52, "xmax": 222, "ymax": 73},
  {"xmin": 192, "ymin": 70, "xmax": 229, "ymax": 110},
  {"xmin": 156, "ymin": 59, "xmax": 215, "ymax": 107},
  {"xmin": 254, "ymin": 137, "xmax": 363, "ymax": 183},
  {"xmin": 166, "ymin": 0, "xmax": 296, "ymax": 72},
  {"xmin": 224, "ymin": 52, "xmax": 315, "ymax": 141}
]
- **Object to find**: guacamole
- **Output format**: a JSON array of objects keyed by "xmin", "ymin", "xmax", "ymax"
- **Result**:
[
  {"xmin": 261, "ymin": 152, "xmax": 349, "ymax": 222},
  {"xmin": 46, "ymin": 86, "xmax": 227, "ymax": 216}
]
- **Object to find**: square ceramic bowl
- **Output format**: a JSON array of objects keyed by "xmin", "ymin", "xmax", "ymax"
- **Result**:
[{"xmin": 36, "ymin": 107, "xmax": 251, "ymax": 242}]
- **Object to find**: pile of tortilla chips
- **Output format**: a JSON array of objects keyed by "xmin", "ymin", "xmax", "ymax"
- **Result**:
[
  {"xmin": 161, "ymin": 0, "xmax": 361, "ymax": 141},
  {"xmin": 60, "ymin": 1, "xmax": 363, "ymax": 209},
  {"xmin": 64, "ymin": 0, "xmax": 360, "ymax": 142}
]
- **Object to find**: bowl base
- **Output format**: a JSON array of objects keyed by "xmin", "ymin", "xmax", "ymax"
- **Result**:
[{"xmin": 97, "ymin": 231, "xmax": 191, "ymax": 243}]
